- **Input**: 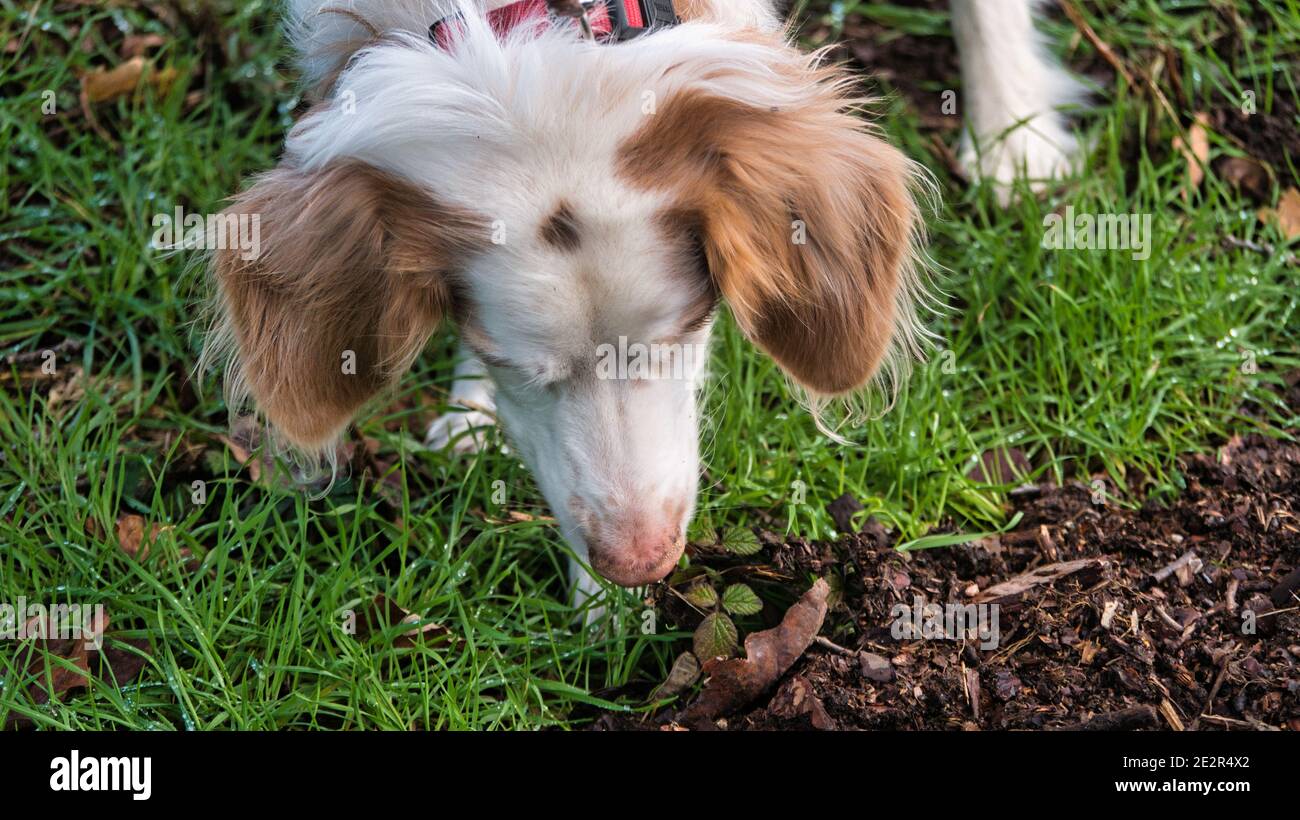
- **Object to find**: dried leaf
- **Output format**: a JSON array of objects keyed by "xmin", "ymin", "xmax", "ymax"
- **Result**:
[
  {"xmin": 1172, "ymin": 112, "xmax": 1210, "ymax": 200},
  {"xmin": 115, "ymin": 514, "xmax": 152, "ymax": 557},
  {"xmin": 974, "ymin": 557, "xmax": 1108, "ymax": 604},
  {"xmin": 967, "ymin": 447, "xmax": 1031, "ymax": 484},
  {"xmin": 121, "ymin": 33, "xmax": 165, "ymax": 59},
  {"xmin": 1216, "ymin": 156, "xmax": 1271, "ymax": 201},
  {"xmin": 5, "ymin": 608, "xmax": 110, "ymax": 728},
  {"xmin": 217, "ymin": 415, "xmax": 262, "ymax": 482},
  {"xmin": 648, "ymin": 652, "xmax": 701, "ymax": 702},
  {"xmin": 114, "ymin": 515, "xmax": 190, "ymax": 567},
  {"xmin": 82, "ymin": 57, "xmax": 147, "ymax": 103},
  {"xmin": 358, "ymin": 594, "xmax": 451, "ymax": 649},
  {"xmin": 1258, "ymin": 187, "xmax": 1300, "ymax": 241},
  {"xmin": 683, "ymin": 578, "xmax": 830, "ymax": 724},
  {"xmin": 99, "ymin": 637, "xmax": 151, "ymax": 687}
]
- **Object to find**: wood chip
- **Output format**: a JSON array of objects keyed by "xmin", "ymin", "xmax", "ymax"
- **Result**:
[{"xmin": 974, "ymin": 558, "xmax": 1107, "ymax": 604}]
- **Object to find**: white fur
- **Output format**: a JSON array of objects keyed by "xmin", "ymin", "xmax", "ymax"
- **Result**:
[
  {"xmin": 950, "ymin": 0, "xmax": 1086, "ymax": 203},
  {"xmin": 245, "ymin": 0, "xmax": 1077, "ymax": 606}
]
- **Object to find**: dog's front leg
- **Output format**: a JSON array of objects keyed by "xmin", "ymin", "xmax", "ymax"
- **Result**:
[
  {"xmin": 425, "ymin": 343, "xmax": 498, "ymax": 453},
  {"xmin": 951, "ymin": 0, "xmax": 1086, "ymax": 203}
]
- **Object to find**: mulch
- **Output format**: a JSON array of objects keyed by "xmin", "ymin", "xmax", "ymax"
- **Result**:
[{"xmin": 592, "ymin": 386, "xmax": 1300, "ymax": 731}]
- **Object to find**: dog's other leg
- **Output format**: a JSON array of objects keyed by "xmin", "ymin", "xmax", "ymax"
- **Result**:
[
  {"xmin": 951, "ymin": 0, "xmax": 1086, "ymax": 203},
  {"xmin": 425, "ymin": 343, "xmax": 497, "ymax": 453}
]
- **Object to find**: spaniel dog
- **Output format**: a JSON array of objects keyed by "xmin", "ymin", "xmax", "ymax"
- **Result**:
[{"xmin": 204, "ymin": 0, "xmax": 1081, "ymax": 599}]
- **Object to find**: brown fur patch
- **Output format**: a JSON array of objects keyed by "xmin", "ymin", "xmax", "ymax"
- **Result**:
[
  {"xmin": 657, "ymin": 207, "xmax": 718, "ymax": 336},
  {"xmin": 670, "ymin": 0, "xmax": 712, "ymax": 21},
  {"xmin": 208, "ymin": 160, "xmax": 488, "ymax": 449},
  {"xmin": 539, "ymin": 200, "xmax": 581, "ymax": 251},
  {"xmin": 619, "ymin": 36, "xmax": 922, "ymax": 395}
]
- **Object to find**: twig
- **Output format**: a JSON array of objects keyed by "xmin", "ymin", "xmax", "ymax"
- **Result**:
[
  {"xmin": 1191, "ymin": 653, "xmax": 1233, "ymax": 731},
  {"xmin": 1152, "ymin": 550, "xmax": 1200, "ymax": 584},
  {"xmin": 1056, "ymin": 705, "xmax": 1157, "ymax": 731},
  {"xmin": 1058, "ymin": 0, "xmax": 1135, "ymax": 88},
  {"xmin": 1223, "ymin": 235, "xmax": 1297, "ymax": 265},
  {"xmin": 812, "ymin": 636, "xmax": 857, "ymax": 656},
  {"xmin": 1158, "ymin": 698, "xmax": 1186, "ymax": 731},
  {"xmin": 1198, "ymin": 714, "xmax": 1282, "ymax": 731},
  {"xmin": 1153, "ymin": 604, "xmax": 1184, "ymax": 632},
  {"xmin": 1059, "ymin": 0, "xmax": 1179, "ymax": 125}
]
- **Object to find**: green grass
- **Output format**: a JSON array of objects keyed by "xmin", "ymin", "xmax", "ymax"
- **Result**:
[{"xmin": 1, "ymin": 0, "xmax": 1298, "ymax": 730}]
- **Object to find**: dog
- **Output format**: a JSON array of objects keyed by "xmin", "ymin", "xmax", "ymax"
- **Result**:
[{"xmin": 203, "ymin": 0, "xmax": 1082, "ymax": 600}]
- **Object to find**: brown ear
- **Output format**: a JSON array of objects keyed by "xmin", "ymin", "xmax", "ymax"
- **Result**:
[
  {"xmin": 619, "ymin": 46, "xmax": 924, "ymax": 395},
  {"xmin": 206, "ymin": 159, "xmax": 487, "ymax": 450}
]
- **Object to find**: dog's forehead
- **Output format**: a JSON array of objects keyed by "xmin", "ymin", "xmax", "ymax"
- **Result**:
[{"xmin": 461, "ymin": 176, "xmax": 702, "ymax": 346}]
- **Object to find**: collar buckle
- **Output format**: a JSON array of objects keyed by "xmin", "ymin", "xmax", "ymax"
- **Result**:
[{"xmin": 598, "ymin": 0, "xmax": 679, "ymax": 42}]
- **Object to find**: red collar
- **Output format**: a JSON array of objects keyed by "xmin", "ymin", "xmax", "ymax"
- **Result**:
[{"xmin": 430, "ymin": 0, "xmax": 678, "ymax": 49}]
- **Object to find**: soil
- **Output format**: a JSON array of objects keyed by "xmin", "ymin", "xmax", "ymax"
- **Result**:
[{"xmin": 591, "ymin": 381, "xmax": 1300, "ymax": 731}]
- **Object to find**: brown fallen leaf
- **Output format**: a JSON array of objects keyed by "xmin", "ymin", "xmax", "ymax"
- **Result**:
[
  {"xmin": 472, "ymin": 507, "xmax": 556, "ymax": 525},
  {"xmin": 1258, "ymin": 187, "xmax": 1300, "ymax": 241},
  {"xmin": 974, "ymin": 557, "xmax": 1108, "ymax": 605},
  {"xmin": 98, "ymin": 637, "xmax": 151, "ymax": 688},
  {"xmin": 357, "ymin": 594, "xmax": 452, "ymax": 649},
  {"xmin": 113, "ymin": 514, "xmax": 193, "ymax": 567},
  {"xmin": 682, "ymin": 578, "xmax": 830, "ymax": 725},
  {"xmin": 648, "ymin": 652, "xmax": 701, "ymax": 702},
  {"xmin": 1216, "ymin": 156, "xmax": 1271, "ymax": 201},
  {"xmin": 121, "ymin": 33, "xmax": 166, "ymax": 59},
  {"xmin": 766, "ymin": 674, "xmax": 837, "ymax": 730},
  {"xmin": 5, "ymin": 607, "xmax": 108, "ymax": 729},
  {"xmin": 115, "ymin": 514, "xmax": 149, "ymax": 556},
  {"xmin": 966, "ymin": 447, "xmax": 1031, "ymax": 485},
  {"xmin": 1172, "ymin": 112, "xmax": 1210, "ymax": 201},
  {"xmin": 83, "ymin": 57, "xmax": 147, "ymax": 103},
  {"xmin": 217, "ymin": 415, "xmax": 263, "ymax": 482}
]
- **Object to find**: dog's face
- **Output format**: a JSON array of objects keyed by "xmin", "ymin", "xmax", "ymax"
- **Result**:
[
  {"xmin": 204, "ymin": 21, "xmax": 925, "ymax": 587},
  {"xmin": 455, "ymin": 186, "xmax": 714, "ymax": 584}
]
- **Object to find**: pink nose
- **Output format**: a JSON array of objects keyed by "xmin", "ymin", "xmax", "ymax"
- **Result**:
[{"xmin": 586, "ymin": 526, "xmax": 686, "ymax": 587}]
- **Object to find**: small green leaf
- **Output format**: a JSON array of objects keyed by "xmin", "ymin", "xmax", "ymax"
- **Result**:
[
  {"xmin": 683, "ymin": 582, "xmax": 718, "ymax": 609},
  {"xmin": 721, "ymin": 583, "xmax": 763, "ymax": 616},
  {"xmin": 693, "ymin": 612, "xmax": 738, "ymax": 659},
  {"xmin": 689, "ymin": 516, "xmax": 719, "ymax": 547},
  {"xmin": 721, "ymin": 527, "xmax": 761, "ymax": 556}
]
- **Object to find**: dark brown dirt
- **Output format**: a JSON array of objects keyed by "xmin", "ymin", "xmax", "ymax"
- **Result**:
[{"xmin": 593, "ymin": 390, "xmax": 1300, "ymax": 731}]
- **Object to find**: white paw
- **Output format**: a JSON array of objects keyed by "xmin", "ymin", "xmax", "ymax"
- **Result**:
[
  {"xmin": 959, "ymin": 117, "xmax": 1079, "ymax": 205},
  {"xmin": 424, "ymin": 408, "xmax": 496, "ymax": 454}
]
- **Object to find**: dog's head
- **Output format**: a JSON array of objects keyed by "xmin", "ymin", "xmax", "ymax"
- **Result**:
[{"xmin": 204, "ymin": 2, "xmax": 927, "ymax": 586}]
